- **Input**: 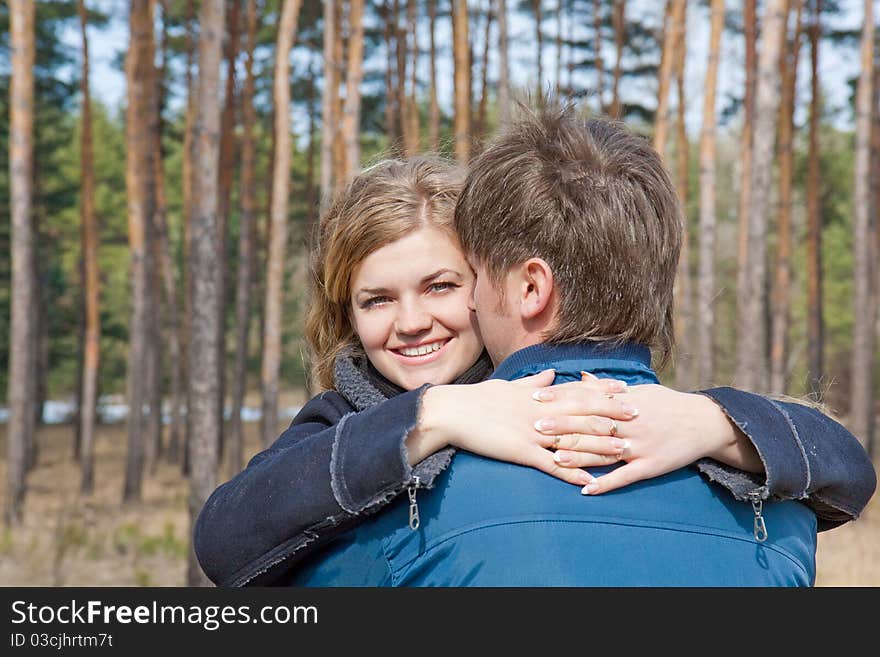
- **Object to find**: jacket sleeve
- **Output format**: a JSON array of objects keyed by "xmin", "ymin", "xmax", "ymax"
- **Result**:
[
  {"xmin": 193, "ymin": 386, "xmax": 448, "ymax": 587},
  {"xmin": 693, "ymin": 387, "xmax": 877, "ymax": 531}
]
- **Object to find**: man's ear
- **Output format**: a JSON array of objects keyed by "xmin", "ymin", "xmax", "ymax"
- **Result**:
[{"xmin": 518, "ymin": 257, "xmax": 554, "ymax": 320}]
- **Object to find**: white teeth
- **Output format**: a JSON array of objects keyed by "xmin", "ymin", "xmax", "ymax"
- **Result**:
[{"xmin": 397, "ymin": 341, "xmax": 446, "ymax": 357}]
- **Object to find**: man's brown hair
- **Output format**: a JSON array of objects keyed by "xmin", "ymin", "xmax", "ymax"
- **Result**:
[{"xmin": 454, "ymin": 100, "xmax": 682, "ymax": 367}]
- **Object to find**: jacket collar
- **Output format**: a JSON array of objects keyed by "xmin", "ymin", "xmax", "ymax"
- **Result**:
[{"xmin": 490, "ymin": 341, "xmax": 659, "ymax": 386}]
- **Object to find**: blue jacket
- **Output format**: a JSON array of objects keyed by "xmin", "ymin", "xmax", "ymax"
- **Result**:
[
  {"xmin": 287, "ymin": 343, "xmax": 818, "ymax": 586},
  {"xmin": 193, "ymin": 346, "xmax": 876, "ymax": 586}
]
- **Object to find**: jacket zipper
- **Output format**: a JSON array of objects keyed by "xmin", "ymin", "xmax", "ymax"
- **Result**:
[
  {"xmin": 748, "ymin": 489, "xmax": 768, "ymax": 543},
  {"xmin": 407, "ymin": 476, "xmax": 421, "ymax": 530}
]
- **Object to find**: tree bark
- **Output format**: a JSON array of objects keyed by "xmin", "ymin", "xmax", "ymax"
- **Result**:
[
  {"xmin": 321, "ymin": 0, "xmax": 337, "ymax": 207},
  {"xmin": 497, "ymin": 0, "xmax": 510, "ymax": 126},
  {"xmin": 343, "ymin": 0, "xmax": 365, "ymax": 179},
  {"xmin": 697, "ymin": 0, "xmax": 725, "ymax": 388},
  {"xmin": 124, "ymin": 0, "xmax": 156, "ymax": 502},
  {"xmin": 734, "ymin": 0, "xmax": 757, "ymax": 389},
  {"xmin": 610, "ymin": 0, "xmax": 625, "ymax": 118},
  {"xmin": 6, "ymin": 0, "xmax": 36, "ymax": 526},
  {"xmin": 453, "ymin": 0, "xmax": 471, "ymax": 163},
  {"xmin": 672, "ymin": 0, "xmax": 691, "ymax": 389},
  {"xmin": 850, "ymin": 0, "xmax": 875, "ymax": 449},
  {"xmin": 653, "ymin": 0, "xmax": 683, "ymax": 159},
  {"xmin": 229, "ymin": 0, "xmax": 260, "ymax": 478},
  {"xmin": 770, "ymin": 0, "xmax": 802, "ymax": 395},
  {"xmin": 805, "ymin": 0, "xmax": 824, "ymax": 399},
  {"xmin": 593, "ymin": 0, "xmax": 606, "ymax": 113},
  {"xmin": 738, "ymin": 0, "xmax": 789, "ymax": 393},
  {"xmin": 78, "ymin": 0, "xmax": 100, "ymax": 495},
  {"xmin": 262, "ymin": 0, "xmax": 303, "ymax": 448},
  {"xmin": 187, "ymin": 0, "xmax": 226, "ymax": 587},
  {"xmin": 428, "ymin": 0, "xmax": 440, "ymax": 148}
]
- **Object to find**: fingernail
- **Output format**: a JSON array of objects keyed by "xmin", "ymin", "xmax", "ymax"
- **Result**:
[
  {"xmin": 579, "ymin": 471, "xmax": 595, "ymax": 486},
  {"xmin": 621, "ymin": 403, "xmax": 639, "ymax": 417},
  {"xmin": 532, "ymin": 389, "xmax": 554, "ymax": 402},
  {"xmin": 581, "ymin": 482, "xmax": 600, "ymax": 495},
  {"xmin": 611, "ymin": 437, "xmax": 628, "ymax": 448},
  {"xmin": 553, "ymin": 451, "xmax": 570, "ymax": 464},
  {"xmin": 610, "ymin": 380, "xmax": 628, "ymax": 392},
  {"xmin": 534, "ymin": 418, "xmax": 556, "ymax": 432},
  {"xmin": 581, "ymin": 370, "xmax": 598, "ymax": 381}
]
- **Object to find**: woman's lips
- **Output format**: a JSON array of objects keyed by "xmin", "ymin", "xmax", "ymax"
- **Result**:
[{"xmin": 388, "ymin": 338, "xmax": 451, "ymax": 365}]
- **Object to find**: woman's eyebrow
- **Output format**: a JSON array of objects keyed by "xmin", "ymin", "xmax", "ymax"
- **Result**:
[
  {"xmin": 355, "ymin": 286, "xmax": 392, "ymax": 296},
  {"xmin": 421, "ymin": 268, "xmax": 461, "ymax": 284}
]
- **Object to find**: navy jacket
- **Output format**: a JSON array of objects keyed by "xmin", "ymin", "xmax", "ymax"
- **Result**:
[
  {"xmin": 288, "ymin": 343, "xmax": 817, "ymax": 586},
  {"xmin": 194, "ymin": 346, "xmax": 876, "ymax": 586}
]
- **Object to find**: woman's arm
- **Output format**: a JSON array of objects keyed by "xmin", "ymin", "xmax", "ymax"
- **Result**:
[
  {"xmin": 539, "ymin": 382, "xmax": 876, "ymax": 529},
  {"xmin": 194, "ymin": 373, "xmax": 635, "ymax": 586}
]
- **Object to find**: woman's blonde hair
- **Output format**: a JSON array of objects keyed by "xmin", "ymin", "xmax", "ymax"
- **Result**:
[{"xmin": 305, "ymin": 155, "xmax": 466, "ymax": 390}]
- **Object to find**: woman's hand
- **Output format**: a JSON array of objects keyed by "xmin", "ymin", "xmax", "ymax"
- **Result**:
[
  {"xmin": 548, "ymin": 384, "xmax": 764, "ymax": 495},
  {"xmin": 408, "ymin": 369, "xmax": 639, "ymax": 486}
]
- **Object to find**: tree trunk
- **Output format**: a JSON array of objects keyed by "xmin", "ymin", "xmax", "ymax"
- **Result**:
[
  {"xmin": 738, "ymin": 0, "xmax": 788, "ymax": 393},
  {"xmin": 152, "ymin": 0, "xmax": 184, "ymax": 466},
  {"xmin": 124, "ymin": 0, "xmax": 156, "ymax": 503},
  {"xmin": 6, "ymin": 0, "xmax": 36, "ymax": 526},
  {"xmin": 805, "ymin": 0, "xmax": 824, "ymax": 399},
  {"xmin": 228, "ymin": 0, "xmax": 260, "ymax": 478},
  {"xmin": 533, "ymin": 0, "xmax": 543, "ymax": 103},
  {"xmin": 215, "ymin": 0, "xmax": 242, "ymax": 463},
  {"xmin": 453, "ymin": 0, "xmax": 471, "ymax": 163},
  {"xmin": 770, "ymin": 0, "xmax": 802, "ymax": 395},
  {"xmin": 428, "ymin": 0, "xmax": 440, "ymax": 148},
  {"xmin": 497, "ymin": 0, "xmax": 510, "ymax": 126},
  {"xmin": 383, "ymin": 0, "xmax": 399, "ymax": 150},
  {"xmin": 476, "ymin": 2, "xmax": 494, "ymax": 142},
  {"xmin": 343, "ymin": 0, "xmax": 365, "ymax": 179},
  {"xmin": 179, "ymin": 0, "xmax": 197, "ymax": 472},
  {"xmin": 734, "ymin": 0, "xmax": 757, "ymax": 389},
  {"xmin": 593, "ymin": 0, "xmax": 605, "ymax": 113},
  {"xmin": 696, "ymin": 0, "xmax": 725, "ymax": 388},
  {"xmin": 333, "ymin": 0, "xmax": 346, "ymax": 183},
  {"xmin": 405, "ymin": 0, "xmax": 420, "ymax": 155},
  {"xmin": 653, "ymin": 0, "xmax": 683, "ymax": 159},
  {"xmin": 672, "ymin": 0, "xmax": 691, "ymax": 389},
  {"xmin": 321, "ymin": 0, "xmax": 337, "ymax": 208},
  {"xmin": 610, "ymin": 0, "xmax": 625, "ymax": 118},
  {"xmin": 262, "ymin": 0, "xmax": 303, "ymax": 448},
  {"xmin": 187, "ymin": 0, "xmax": 226, "ymax": 587},
  {"xmin": 78, "ymin": 0, "xmax": 100, "ymax": 495},
  {"xmin": 850, "ymin": 0, "xmax": 875, "ymax": 449}
]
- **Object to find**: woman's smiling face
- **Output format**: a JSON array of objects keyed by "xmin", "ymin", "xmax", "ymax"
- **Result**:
[{"xmin": 349, "ymin": 225, "xmax": 484, "ymax": 390}]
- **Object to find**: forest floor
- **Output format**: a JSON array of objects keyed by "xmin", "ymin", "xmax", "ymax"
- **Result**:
[{"xmin": 0, "ymin": 399, "xmax": 878, "ymax": 587}]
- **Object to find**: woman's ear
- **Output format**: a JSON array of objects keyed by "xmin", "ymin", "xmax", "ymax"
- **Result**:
[{"xmin": 519, "ymin": 258, "xmax": 554, "ymax": 320}]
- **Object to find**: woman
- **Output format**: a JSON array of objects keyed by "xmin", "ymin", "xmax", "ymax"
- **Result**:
[{"xmin": 194, "ymin": 156, "xmax": 875, "ymax": 587}]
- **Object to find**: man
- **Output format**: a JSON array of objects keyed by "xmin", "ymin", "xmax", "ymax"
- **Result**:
[{"xmin": 287, "ymin": 103, "xmax": 832, "ymax": 586}]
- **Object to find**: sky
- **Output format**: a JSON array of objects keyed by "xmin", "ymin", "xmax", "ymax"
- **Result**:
[{"xmin": 59, "ymin": 0, "xmax": 872, "ymax": 136}]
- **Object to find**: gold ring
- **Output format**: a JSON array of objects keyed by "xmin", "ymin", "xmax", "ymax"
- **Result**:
[
  {"xmin": 550, "ymin": 435, "xmax": 561, "ymax": 450},
  {"xmin": 609, "ymin": 420, "xmax": 618, "ymax": 436}
]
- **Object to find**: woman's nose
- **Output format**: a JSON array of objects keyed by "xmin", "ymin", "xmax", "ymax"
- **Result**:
[{"xmin": 395, "ymin": 302, "xmax": 432, "ymax": 335}]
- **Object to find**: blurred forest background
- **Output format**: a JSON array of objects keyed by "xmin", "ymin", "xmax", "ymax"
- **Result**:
[{"xmin": 1, "ymin": 0, "xmax": 879, "ymax": 586}]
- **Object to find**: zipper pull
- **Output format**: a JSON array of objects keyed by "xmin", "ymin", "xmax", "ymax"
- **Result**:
[
  {"xmin": 749, "ymin": 491, "xmax": 768, "ymax": 543},
  {"xmin": 407, "ymin": 476, "xmax": 420, "ymax": 531}
]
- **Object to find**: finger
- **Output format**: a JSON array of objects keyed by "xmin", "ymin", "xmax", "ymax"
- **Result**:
[
  {"xmin": 524, "ymin": 446, "xmax": 595, "ymax": 487},
  {"xmin": 513, "ymin": 368, "xmax": 556, "ymax": 388},
  {"xmin": 580, "ymin": 371, "xmax": 629, "ymax": 394},
  {"xmin": 548, "ymin": 431, "xmax": 625, "ymax": 454},
  {"xmin": 552, "ymin": 449, "xmax": 622, "ymax": 468},
  {"xmin": 542, "ymin": 388, "xmax": 639, "ymax": 419},
  {"xmin": 537, "ymin": 416, "xmax": 631, "ymax": 440},
  {"xmin": 580, "ymin": 462, "xmax": 649, "ymax": 495}
]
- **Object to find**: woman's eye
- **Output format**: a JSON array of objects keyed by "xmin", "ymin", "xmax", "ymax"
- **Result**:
[
  {"xmin": 360, "ymin": 296, "xmax": 391, "ymax": 309},
  {"xmin": 429, "ymin": 282, "xmax": 457, "ymax": 293}
]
